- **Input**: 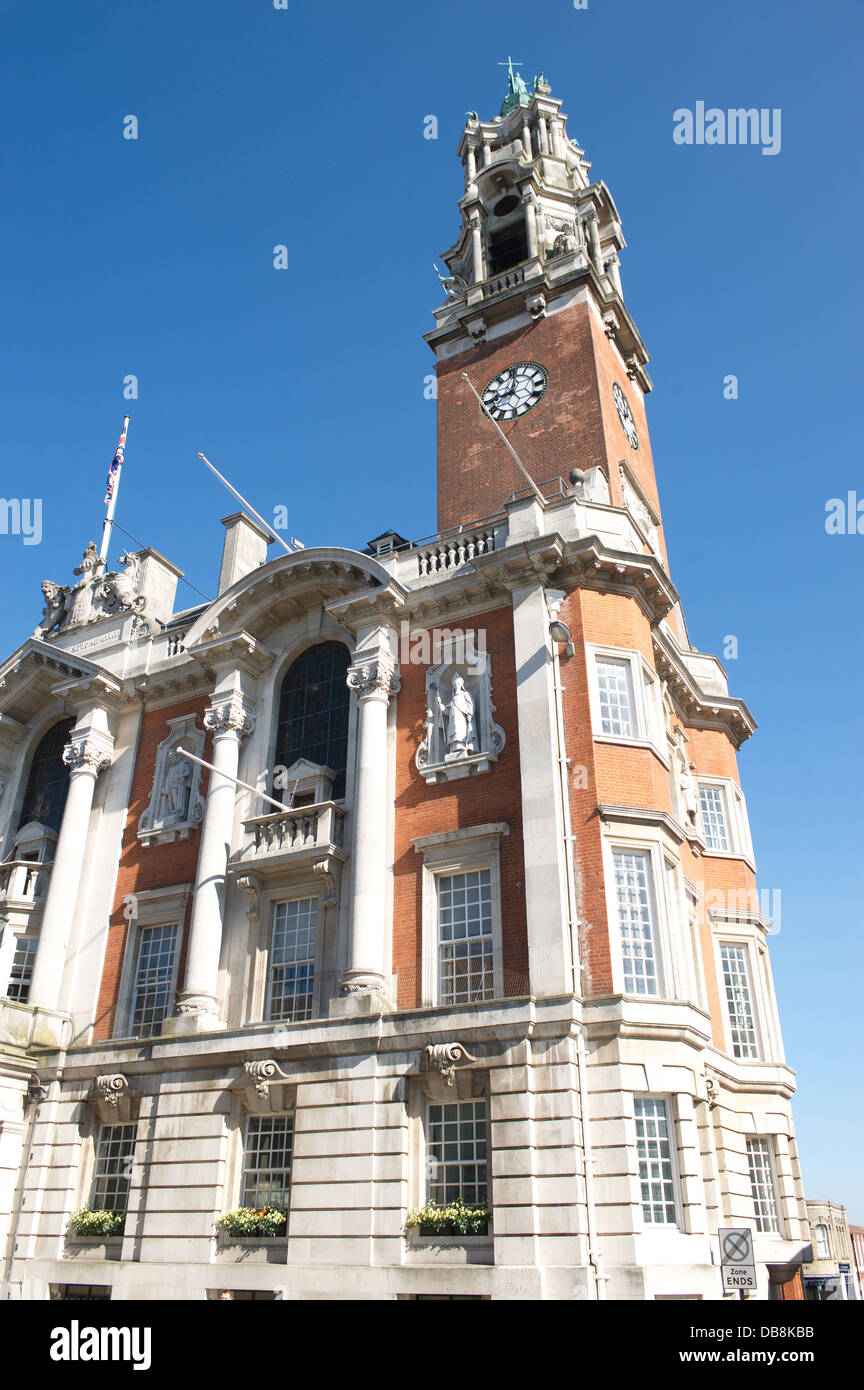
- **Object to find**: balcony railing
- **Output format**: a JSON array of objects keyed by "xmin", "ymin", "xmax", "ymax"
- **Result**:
[
  {"xmin": 0, "ymin": 858, "xmax": 51, "ymax": 903},
  {"xmin": 241, "ymin": 802, "xmax": 346, "ymax": 863}
]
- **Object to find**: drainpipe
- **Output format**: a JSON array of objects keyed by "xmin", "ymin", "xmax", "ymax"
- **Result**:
[
  {"xmin": 546, "ymin": 591, "xmax": 579, "ymax": 994},
  {"xmin": 546, "ymin": 592, "xmax": 606, "ymax": 1298},
  {"xmin": 576, "ymin": 1028, "xmax": 607, "ymax": 1299},
  {"xmin": 3, "ymin": 1073, "xmax": 48, "ymax": 1297}
]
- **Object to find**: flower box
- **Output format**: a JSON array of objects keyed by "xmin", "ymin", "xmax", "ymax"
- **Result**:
[
  {"xmin": 215, "ymin": 1236, "xmax": 288, "ymax": 1265},
  {"xmin": 63, "ymin": 1236, "xmax": 123, "ymax": 1262},
  {"xmin": 404, "ymin": 1232, "xmax": 494, "ymax": 1266}
]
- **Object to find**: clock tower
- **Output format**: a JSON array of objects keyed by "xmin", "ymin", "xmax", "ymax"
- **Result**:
[{"xmin": 428, "ymin": 64, "xmax": 662, "ymax": 559}]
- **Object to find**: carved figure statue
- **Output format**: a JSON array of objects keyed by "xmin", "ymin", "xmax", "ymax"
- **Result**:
[
  {"xmin": 436, "ymin": 675, "xmax": 477, "ymax": 758},
  {"xmin": 35, "ymin": 580, "xmax": 72, "ymax": 637},
  {"xmin": 674, "ymin": 734, "xmax": 699, "ymax": 827},
  {"xmin": 159, "ymin": 753, "xmax": 192, "ymax": 823},
  {"xmin": 66, "ymin": 541, "xmax": 105, "ymax": 627},
  {"xmin": 434, "ymin": 264, "xmax": 468, "ymax": 302},
  {"xmin": 99, "ymin": 551, "xmax": 145, "ymax": 616}
]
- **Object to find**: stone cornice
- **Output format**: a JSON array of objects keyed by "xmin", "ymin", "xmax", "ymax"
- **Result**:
[
  {"xmin": 399, "ymin": 532, "xmax": 678, "ymax": 629},
  {"xmin": 187, "ymin": 630, "xmax": 276, "ymax": 679},
  {"xmin": 653, "ymin": 628, "xmax": 756, "ymax": 748},
  {"xmin": 596, "ymin": 804, "xmax": 688, "ymax": 845},
  {"xmin": 325, "ymin": 582, "xmax": 408, "ymax": 633}
]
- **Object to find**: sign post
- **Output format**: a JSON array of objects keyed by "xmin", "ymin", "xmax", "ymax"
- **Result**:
[{"xmin": 719, "ymin": 1226, "xmax": 757, "ymax": 1297}]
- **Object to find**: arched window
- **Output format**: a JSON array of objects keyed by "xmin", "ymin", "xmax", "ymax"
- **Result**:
[
  {"xmin": 274, "ymin": 643, "xmax": 350, "ymax": 800},
  {"xmin": 814, "ymin": 1223, "xmax": 830, "ymax": 1259},
  {"xmin": 18, "ymin": 718, "xmax": 75, "ymax": 832}
]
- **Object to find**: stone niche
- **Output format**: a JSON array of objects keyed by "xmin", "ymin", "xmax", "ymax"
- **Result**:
[
  {"xmin": 415, "ymin": 654, "xmax": 505, "ymax": 785},
  {"xmin": 138, "ymin": 715, "xmax": 206, "ymax": 846}
]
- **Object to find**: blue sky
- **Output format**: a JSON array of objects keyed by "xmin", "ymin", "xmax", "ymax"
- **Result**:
[{"xmin": 1, "ymin": 1, "xmax": 862, "ymax": 1214}]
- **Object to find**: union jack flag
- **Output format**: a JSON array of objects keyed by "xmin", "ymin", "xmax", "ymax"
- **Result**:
[{"xmin": 104, "ymin": 422, "xmax": 127, "ymax": 505}]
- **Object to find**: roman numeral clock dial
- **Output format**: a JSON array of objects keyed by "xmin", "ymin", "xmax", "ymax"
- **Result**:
[
  {"xmin": 613, "ymin": 381, "xmax": 639, "ymax": 450},
  {"xmin": 480, "ymin": 361, "xmax": 549, "ymax": 421}
]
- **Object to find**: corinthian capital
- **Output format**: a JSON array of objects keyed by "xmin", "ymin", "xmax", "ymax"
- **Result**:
[
  {"xmin": 62, "ymin": 731, "xmax": 112, "ymax": 776},
  {"xmin": 347, "ymin": 654, "xmax": 400, "ymax": 701},
  {"xmin": 204, "ymin": 693, "xmax": 255, "ymax": 740}
]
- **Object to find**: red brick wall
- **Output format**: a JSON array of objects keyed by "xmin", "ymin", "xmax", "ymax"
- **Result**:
[
  {"xmin": 435, "ymin": 300, "xmax": 663, "ymax": 548},
  {"xmin": 92, "ymin": 697, "xmax": 210, "ymax": 1041},
  {"xmin": 392, "ymin": 605, "xmax": 528, "ymax": 1007}
]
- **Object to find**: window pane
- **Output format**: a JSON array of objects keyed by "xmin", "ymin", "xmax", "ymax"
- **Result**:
[
  {"xmin": 6, "ymin": 936, "xmax": 37, "ymax": 1002},
  {"xmin": 634, "ymin": 1097, "xmax": 678, "ymax": 1225},
  {"xmin": 427, "ymin": 1100, "xmax": 487, "ymax": 1205},
  {"xmin": 596, "ymin": 658, "xmax": 635, "ymax": 738},
  {"xmin": 699, "ymin": 784, "xmax": 729, "ymax": 852},
  {"xmin": 18, "ymin": 719, "xmax": 75, "ymax": 832},
  {"xmin": 241, "ymin": 1115, "xmax": 294, "ymax": 1211},
  {"xmin": 437, "ymin": 869, "xmax": 494, "ymax": 1005},
  {"xmin": 274, "ymin": 643, "xmax": 350, "ymax": 800},
  {"xmin": 720, "ymin": 943, "xmax": 759, "ymax": 1059},
  {"xmin": 268, "ymin": 898, "xmax": 317, "ymax": 1023},
  {"xmin": 613, "ymin": 850, "xmax": 659, "ymax": 996},
  {"xmin": 747, "ymin": 1137, "xmax": 780, "ymax": 1233},
  {"xmin": 131, "ymin": 924, "xmax": 177, "ymax": 1038},
  {"xmin": 91, "ymin": 1124, "xmax": 136, "ymax": 1214}
]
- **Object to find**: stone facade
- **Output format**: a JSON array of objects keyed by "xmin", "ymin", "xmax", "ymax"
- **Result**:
[{"xmin": 0, "ymin": 72, "xmax": 810, "ymax": 1301}]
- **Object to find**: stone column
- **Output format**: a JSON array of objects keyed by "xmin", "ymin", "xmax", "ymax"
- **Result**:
[
  {"xmin": 335, "ymin": 639, "xmax": 399, "ymax": 1012},
  {"xmin": 170, "ymin": 690, "xmax": 254, "ymax": 1029},
  {"xmin": 537, "ymin": 116, "xmax": 550, "ymax": 154},
  {"xmin": 523, "ymin": 194, "xmax": 539, "ymax": 259},
  {"xmin": 465, "ymin": 146, "xmax": 476, "ymax": 181},
  {"xmin": 550, "ymin": 118, "xmax": 565, "ymax": 158},
  {"xmin": 521, "ymin": 120, "xmax": 532, "ymax": 160},
  {"xmin": 27, "ymin": 713, "xmax": 113, "ymax": 1013},
  {"xmin": 586, "ymin": 211, "xmax": 603, "ymax": 274},
  {"xmin": 470, "ymin": 215, "xmax": 485, "ymax": 284}
]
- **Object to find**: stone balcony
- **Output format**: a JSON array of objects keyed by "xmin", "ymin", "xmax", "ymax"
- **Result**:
[
  {"xmin": 234, "ymin": 802, "xmax": 347, "ymax": 883},
  {"xmin": 0, "ymin": 858, "xmax": 51, "ymax": 908}
]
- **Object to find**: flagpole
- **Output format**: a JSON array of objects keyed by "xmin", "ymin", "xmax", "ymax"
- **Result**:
[
  {"xmin": 460, "ymin": 373, "xmax": 547, "ymax": 507},
  {"xmin": 197, "ymin": 453, "xmax": 293, "ymax": 554},
  {"xmin": 100, "ymin": 415, "xmax": 130, "ymax": 563},
  {"xmin": 175, "ymin": 745, "xmax": 294, "ymax": 813}
]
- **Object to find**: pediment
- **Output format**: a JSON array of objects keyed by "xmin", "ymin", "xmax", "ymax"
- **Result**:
[
  {"xmin": 182, "ymin": 547, "xmax": 401, "ymax": 647},
  {"xmin": 0, "ymin": 639, "xmax": 109, "ymax": 729}
]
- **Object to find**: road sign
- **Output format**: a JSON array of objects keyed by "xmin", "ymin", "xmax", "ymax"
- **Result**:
[{"xmin": 719, "ymin": 1226, "xmax": 757, "ymax": 1291}]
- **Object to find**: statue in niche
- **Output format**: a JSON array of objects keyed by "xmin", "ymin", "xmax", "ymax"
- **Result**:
[
  {"xmin": 159, "ymin": 752, "xmax": 192, "ymax": 823},
  {"xmin": 674, "ymin": 731, "xmax": 699, "ymax": 828},
  {"xmin": 435, "ymin": 674, "xmax": 477, "ymax": 759}
]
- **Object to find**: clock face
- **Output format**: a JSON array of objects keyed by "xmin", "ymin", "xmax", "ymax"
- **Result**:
[
  {"xmin": 613, "ymin": 382, "xmax": 639, "ymax": 450},
  {"xmin": 481, "ymin": 361, "xmax": 548, "ymax": 421}
]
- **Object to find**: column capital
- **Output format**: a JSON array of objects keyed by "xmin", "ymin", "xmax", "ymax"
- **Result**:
[
  {"xmin": 204, "ymin": 691, "xmax": 255, "ymax": 740},
  {"xmin": 62, "ymin": 728, "xmax": 113, "ymax": 777},
  {"xmin": 347, "ymin": 653, "xmax": 400, "ymax": 702}
]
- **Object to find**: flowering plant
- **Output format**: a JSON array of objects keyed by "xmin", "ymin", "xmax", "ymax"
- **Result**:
[
  {"xmin": 68, "ymin": 1206, "xmax": 125, "ymax": 1238},
  {"xmin": 216, "ymin": 1206, "xmax": 288, "ymax": 1238},
  {"xmin": 404, "ymin": 1200, "xmax": 490, "ymax": 1236}
]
